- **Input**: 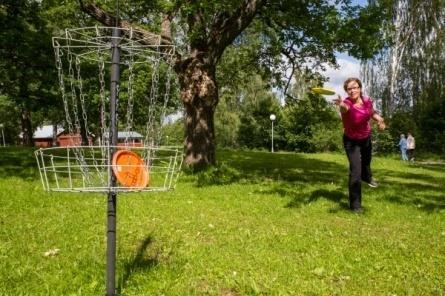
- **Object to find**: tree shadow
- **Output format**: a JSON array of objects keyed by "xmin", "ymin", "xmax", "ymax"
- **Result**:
[
  {"xmin": 117, "ymin": 235, "xmax": 158, "ymax": 294},
  {"xmin": 285, "ymin": 189, "xmax": 349, "ymax": 211},
  {"xmin": 375, "ymin": 168, "xmax": 445, "ymax": 212},
  {"xmin": 216, "ymin": 150, "xmax": 347, "ymax": 184},
  {"xmin": 0, "ymin": 147, "xmax": 40, "ymax": 180},
  {"xmin": 415, "ymin": 162, "xmax": 445, "ymax": 173},
  {"xmin": 384, "ymin": 194, "xmax": 445, "ymax": 213}
]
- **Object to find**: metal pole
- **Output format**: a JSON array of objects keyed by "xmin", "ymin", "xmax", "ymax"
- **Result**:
[
  {"xmin": 271, "ymin": 121, "xmax": 274, "ymax": 153},
  {"xmin": 106, "ymin": 25, "xmax": 120, "ymax": 296}
]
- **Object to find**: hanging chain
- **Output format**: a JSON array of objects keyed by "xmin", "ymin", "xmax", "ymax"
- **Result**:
[
  {"xmin": 75, "ymin": 56, "xmax": 90, "ymax": 139},
  {"xmin": 99, "ymin": 56, "xmax": 108, "ymax": 144},
  {"xmin": 124, "ymin": 29, "xmax": 136, "ymax": 146},
  {"xmin": 55, "ymin": 46, "xmax": 74, "ymax": 135},
  {"xmin": 142, "ymin": 53, "xmax": 160, "ymax": 165},
  {"xmin": 76, "ymin": 55, "xmax": 108, "ymax": 185},
  {"xmin": 67, "ymin": 50, "xmax": 82, "ymax": 135},
  {"xmin": 144, "ymin": 53, "xmax": 160, "ymax": 148},
  {"xmin": 59, "ymin": 40, "xmax": 90, "ymax": 184},
  {"xmin": 156, "ymin": 62, "xmax": 173, "ymax": 146},
  {"xmin": 96, "ymin": 26, "xmax": 109, "ymax": 169}
]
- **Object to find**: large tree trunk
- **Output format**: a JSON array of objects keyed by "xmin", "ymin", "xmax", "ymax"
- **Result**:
[
  {"xmin": 21, "ymin": 108, "xmax": 33, "ymax": 147},
  {"xmin": 178, "ymin": 58, "xmax": 218, "ymax": 168},
  {"xmin": 79, "ymin": 0, "xmax": 263, "ymax": 168},
  {"xmin": 52, "ymin": 124, "xmax": 58, "ymax": 146}
]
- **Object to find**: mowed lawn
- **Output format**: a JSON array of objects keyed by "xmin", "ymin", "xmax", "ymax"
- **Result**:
[{"xmin": 0, "ymin": 147, "xmax": 444, "ymax": 295}]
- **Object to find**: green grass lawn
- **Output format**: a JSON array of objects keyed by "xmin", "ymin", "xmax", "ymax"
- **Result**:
[{"xmin": 1, "ymin": 147, "xmax": 444, "ymax": 295}]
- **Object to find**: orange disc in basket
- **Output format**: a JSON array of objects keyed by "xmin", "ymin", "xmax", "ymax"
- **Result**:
[{"xmin": 112, "ymin": 150, "xmax": 149, "ymax": 188}]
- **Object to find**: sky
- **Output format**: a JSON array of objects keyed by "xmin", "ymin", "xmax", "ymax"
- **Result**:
[
  {"xmin": 321, "ymin": 0, "xmax": 366, "ymax": 99},
  {"xmin": 323, "ymin": 53, "xmax": 361, "ymax": 99}
]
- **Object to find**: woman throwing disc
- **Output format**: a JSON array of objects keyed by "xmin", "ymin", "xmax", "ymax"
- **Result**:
[{"xmin": 333, "ymin": 77, "xmax": 385, "ymax": 213}]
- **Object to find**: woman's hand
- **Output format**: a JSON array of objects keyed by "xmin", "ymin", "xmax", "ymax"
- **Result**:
[
  {"xmin": 333, "ymin": 95, "xmax": 343, "ymax": 106},
  {"xmin": 377, "ymin": 120, "xmax": 386, "ymax": 131},
  {"xmin": 333, "ymin": 95, "xmax": 348, "ymax": 113},
  {"xmin": 372, "ymin": 113, "xmax": 386, "ymax": 131}
]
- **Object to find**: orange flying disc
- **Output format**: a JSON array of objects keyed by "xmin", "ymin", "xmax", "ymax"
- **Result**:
[
  {"xmin": 311, "ymin": 87, "xmax": 336, "ymax": 95},
  {"xmin": 112, "ymin": 150, "xmax": 149, "ymax": 188}
]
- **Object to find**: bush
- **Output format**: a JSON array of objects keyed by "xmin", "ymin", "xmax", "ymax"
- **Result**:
[
  {"xmin": 388, "ymin": 110, "xmax": 418, "ymax": 140},
  {"xmin": 195, "ymin": 162, "xmax": 241, "ymax": 187},
  {"xmin": 309, "ymin": 124, "xmax": 343, "ymax": 152},
  {"xmin": 372, "ymin": 129, "xmax": 395, "ymax": 154},
  {"xmin": 418, "ymin": 99, "xmax": 445, "ymax": 154}
]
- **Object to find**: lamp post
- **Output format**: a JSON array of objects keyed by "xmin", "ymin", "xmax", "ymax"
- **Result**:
[
  {"xmin": 269, "ymin": 114, "xmax": 276, "ymax": 153},
  {"xmin": 0, "ymin": 124, "xmax": 5, "ymax": 147}
]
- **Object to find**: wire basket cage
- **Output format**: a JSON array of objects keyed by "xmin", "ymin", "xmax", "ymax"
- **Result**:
[
  {"xmin": 35, "ymin": 26, "xmax": 183, "ymax": 193},
  {"xmin": 35, "ymin": 145, "xmax": 182, "ymax": 193}
]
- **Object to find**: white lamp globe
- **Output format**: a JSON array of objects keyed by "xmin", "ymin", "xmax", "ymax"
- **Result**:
[{"xmin": 270, "ymin": 114, "xmax": 276, "ymax": 121}]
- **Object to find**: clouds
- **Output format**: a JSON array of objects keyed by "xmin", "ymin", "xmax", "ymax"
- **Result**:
[{"xmin": 324, "ymin": 54, "xmax": 361, "ymax": 98}]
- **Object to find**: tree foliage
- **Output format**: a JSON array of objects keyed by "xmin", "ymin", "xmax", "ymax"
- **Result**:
[
  {"xmin": 0, "ymin": 0, "xmax": 391, "ymax": 160},
  {"xmin": 362, "ymin": 0, "xmax": 445, "ymax": 153},
  {"xmin": 0, "ymin": 0, "xmax": 59, "ymax": 145},
  {"xmin": 76, "ymin": 0, "xmax": 388, "ymax": 167}
]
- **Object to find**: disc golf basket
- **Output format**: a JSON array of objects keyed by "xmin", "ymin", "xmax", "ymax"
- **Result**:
[
  {"xmin": 35, "ymin": 26, "xmax": 182, "ymax": 193},
  {"xmin": 34, "ymin": 26, "xmax": 182, "ymax": 295}
]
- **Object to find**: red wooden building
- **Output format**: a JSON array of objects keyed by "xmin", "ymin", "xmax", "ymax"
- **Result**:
[{"xmin": 33, "ymin": 125, "xmax": 92, "ymax": 147}]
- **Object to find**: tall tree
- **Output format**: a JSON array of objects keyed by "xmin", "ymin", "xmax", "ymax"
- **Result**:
[
  {"xmin": 0, "ymin": 0, "xmax": 58, "ymax": 145},
  {"xmin": 78, "ymin": 0, "xmax": 386, "ymax": 168},
  {"xmin": 237, "ymin": 75, "xmax": 281, "ymax": 150},
  {"xmin": 363, "ymin": 0, "xmax": 445, "ymax": 114},
  {"xmin": 362, "ymin": 0, "xmax": 445, "ymax": 152}
]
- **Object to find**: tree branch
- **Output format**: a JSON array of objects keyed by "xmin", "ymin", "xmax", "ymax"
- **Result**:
[
  {"xmin": 281, "ymin": 45, "xmax": 297, "ymax": 98},
  {"xmin": 208, "ymin": 0, "xmax": 265, "ymax": 61},
  {"xmin": 78, "ymin": 1, "xmax": 181, "ymax": 66},
  {"xmin": 79, "ymin": 2, "xmax": 171, "ymax": 45}
]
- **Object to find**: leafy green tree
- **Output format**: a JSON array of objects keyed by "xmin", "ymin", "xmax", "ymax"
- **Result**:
[
  {"xmin": 418, "ymin": 100, "xmax": 445, "ymax": 154},
  {"xmin": 161, "ymin": 119, "xmax": 184, "ymax": 146},
  {"xmin": 387, "ymin": 110, "xmax": 418, "ymax": 141},
  {"xmin": 0, "ymin": 95, "xmax": 21, "ymax": 145},
  {"xmin": 372, "ymin": 128, "xmax": 395, "ymax": 154},
  {"xmin": 363, "ymin": 0, "xmax": 445, "ymax": 153},
  {"xmin": 79, "ymin": 0, "xmax": 387, "ymax": 168},
  {"xmin": 0, "ymin": 0, "xmax": 58, "ymax": 145},
  {"xmin": 281, "ymin": 86, "xmax": 342, "ymax": 152},
  {"xmin": 214, "ymin": 94, "xmax": 241, "ymax": 148},
  {"xmin": 237, "ymin": 75, "xmax": 281, "ymax": 150}
]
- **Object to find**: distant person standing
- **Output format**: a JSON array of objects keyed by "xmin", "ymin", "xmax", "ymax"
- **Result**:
[
  {"xmin": 407, "ymin": 132, "xmax": 415, "ymax": 161},
  {"xmin": 333, "ymin": 77, "xmax": 385, "ymax": 213},
  {"xmin": 398, "ymin": 134, "xmax": 408, "ymax": 161}
]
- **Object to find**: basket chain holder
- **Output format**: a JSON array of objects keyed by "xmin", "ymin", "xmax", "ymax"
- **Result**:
[{"xmin": 35, "ymin": 24, "xmax": 181, "ymax": 296}]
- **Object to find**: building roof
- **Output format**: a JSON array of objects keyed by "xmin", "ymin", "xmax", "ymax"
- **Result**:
[
  {"xmin": 117, "ymin": 131, "xmax": 144, "ymax": 139},
  {"xmin": 33, "ymin": 125, "xmax": 65, "ymax": 139}
]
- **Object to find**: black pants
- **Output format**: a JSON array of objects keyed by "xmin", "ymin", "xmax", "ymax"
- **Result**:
[
  {"xmin": 343, "ymin": 134, "xmax": 373, "ymax": 210},
  {"xmin": 407, "ymin": 149, "xmax": 415, "ymax": 160}
]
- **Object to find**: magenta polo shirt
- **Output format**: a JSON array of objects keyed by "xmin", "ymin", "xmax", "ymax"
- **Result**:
[{"xmin": 341, "ymin": 96, "xmax": 374, "ymax": 140}]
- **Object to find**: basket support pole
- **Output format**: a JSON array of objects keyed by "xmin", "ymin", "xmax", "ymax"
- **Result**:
[{"xmin": 106, "ymin": 25, "xmax": 120, "ymax": 296}]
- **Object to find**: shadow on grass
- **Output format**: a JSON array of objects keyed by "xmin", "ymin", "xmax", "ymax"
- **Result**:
[
  {"xmin": 0, "ymin": 147, "xmax": 39, "ymax": 180},
  {"xmin": 217, "ymin": 150, "xmax": 445, "ymax": 213},
  {"xmin": 384, "ymin": 194, "xmax": 445, "ymax": 212},
  {"xmin": 285, "ymin": 189, "xmax": 349, "ymax": 210},
  {"xmin": 3, "ymin": 147, "xmax": 444, "ymax": 212},
  {"xmin": 376, "ymin": 168, "xmax": 445, "ymax": 213},
  {"xmin": 209, "ymin": 150, "xmax": 347, "ymax": 185},
  {"xmin": 415, "ymin": 162, "xmax": 445, "ymax": 173},
  {"xmin": 117, "ymin": 236, "xmax": 158, "ymax": 294}
]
